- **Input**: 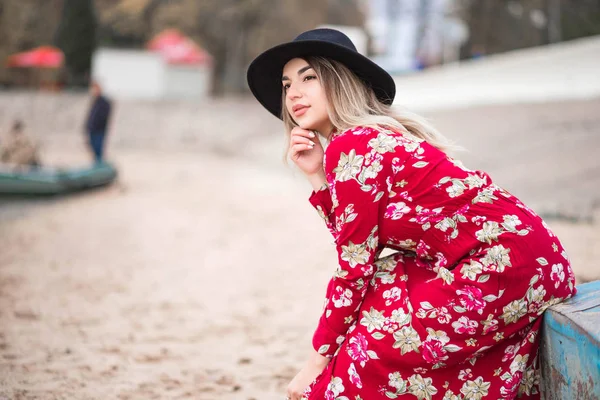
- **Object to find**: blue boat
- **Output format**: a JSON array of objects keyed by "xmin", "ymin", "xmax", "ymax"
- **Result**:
[{"xmin": 0, "ymin": 162, "xmax": 118, "ymax": 195}]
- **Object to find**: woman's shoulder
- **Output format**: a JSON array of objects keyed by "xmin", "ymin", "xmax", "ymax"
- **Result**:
[
  {"xmin": 335, "ymin": 124, "xmax": 418, "ymax": 140},
  {"xmin": 329, "ymin": 125, "xmax": 382, "ymax": 147},
  {"xmin": 326, "ymin": 126, "xmax": 375, "ymax": 156},
  {"xmin": 328, "ymin": 125, "xmax": 419, "ymax": 152},
  {"xmin": 324, "ymin": 126, "xmax": 411, "ymax": 171},
  {"xmin": 333, "ymin": 125, "xmax": 384, "ymax": 139}
]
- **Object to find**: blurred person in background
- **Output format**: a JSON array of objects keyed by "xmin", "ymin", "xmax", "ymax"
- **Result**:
[
  {"xmin": 247, "ymin": 28, "xmax": 576, "ymax": 400},
  {"xmin": 85, "ymin": 81, "xmax": 112, "ymax": 163},
  {"xmin": 0, "ymin": 119, "xmax": 41, "ymax": 170}
]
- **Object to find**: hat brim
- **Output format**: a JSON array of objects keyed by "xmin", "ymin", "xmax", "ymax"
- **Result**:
[{"xmin": 247, "ymin": 40, "xmax": 396, "ymax": 120}]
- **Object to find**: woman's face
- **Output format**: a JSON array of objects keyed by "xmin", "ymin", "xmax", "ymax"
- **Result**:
[{"xmin": 282, "ymin": 58, "xmax": 332, "ymax": 135}]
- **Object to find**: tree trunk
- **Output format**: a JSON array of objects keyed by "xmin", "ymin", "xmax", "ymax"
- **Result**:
[{"xmin": 55, "ymin": 0, "xmax": 97, "ymax": 87}]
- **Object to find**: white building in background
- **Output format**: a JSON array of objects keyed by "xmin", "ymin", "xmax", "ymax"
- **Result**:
[
  {"xmin": 363, "ymin": 0, "xmax": 468, "ymax": 74},
  {"xmin": 91, "ymin": 48, "xmax": 212, "ymax": 100},
  {"xmin": 162, "ymin": 63, "xmax": 211, "ymax": 100},
  {"xmin": 91, "ymin": 49, "xmax": 162, "ymax": 99}
]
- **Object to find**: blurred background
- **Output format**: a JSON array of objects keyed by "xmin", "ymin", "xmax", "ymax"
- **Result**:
[
  {"xmin": 1, "ymin": 0, "xmax": 599, "ymax": 91},
  {"xmin": 0, "ymin": 1, "xmax": 599, "ymax": 399}
]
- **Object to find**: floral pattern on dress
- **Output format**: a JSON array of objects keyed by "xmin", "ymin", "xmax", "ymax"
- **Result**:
[{"xmin": 305, "ymin": 126, "xmax": 576, "ymax": 399}]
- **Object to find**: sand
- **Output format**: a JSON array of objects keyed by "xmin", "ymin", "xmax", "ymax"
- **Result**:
[{"xmin": 1, "ymin": 97, "xmax": 599, "ymax": 399}]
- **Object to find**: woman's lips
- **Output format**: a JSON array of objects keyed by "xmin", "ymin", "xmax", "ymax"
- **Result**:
[{"xmin": 293, "ymin": 105, "xmax": 309, "ymax": 116}]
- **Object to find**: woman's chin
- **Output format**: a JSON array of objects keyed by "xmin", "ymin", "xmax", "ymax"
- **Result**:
[
  {"xmin": 297, "ymin": 121, "xmax": 318, "ymax": 132},
  {"xmin": 295, "ymin": 117, "xmax": 331, "ymax": 135}
]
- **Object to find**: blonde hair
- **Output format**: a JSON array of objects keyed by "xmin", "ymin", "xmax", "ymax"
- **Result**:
[{"xmin": 282, "ymin": 56, "xmax": 457, "ymax": 154}]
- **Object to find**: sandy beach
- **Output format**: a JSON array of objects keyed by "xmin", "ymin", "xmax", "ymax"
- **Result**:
[{"xmin": 1, "ymin": 95, "xmax": 599, "ymax": 399}]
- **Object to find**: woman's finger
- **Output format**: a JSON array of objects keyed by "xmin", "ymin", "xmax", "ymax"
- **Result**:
[
  {"xmin": 285, "ymin": 385, "xmax": 293, "ymax": 400},
  {"xmin": 290, "ymin": 144, "xmax": 314, "ymax": 154},
  {"xmin": 291, "ymin": 128, "xmax": 317, "ymax": 139},
  {"xmin": 290, "ymin": 136, "xmax": 316, "ymax": 147},
  {"xmin": 289, "ymin": 391, "xmax": 301, "ymax": 400},
  {"xmin": 290, "ymin": 136, "xmax": 316, "ymax": 149},
  {"xmin": 290, "ymin": 127, "xmax": 315, "ymax": 139}
]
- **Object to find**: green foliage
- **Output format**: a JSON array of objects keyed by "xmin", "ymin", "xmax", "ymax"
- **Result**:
[{"xmin": 55, "ymin": 0, "xmax": 97, "ymax": 85}]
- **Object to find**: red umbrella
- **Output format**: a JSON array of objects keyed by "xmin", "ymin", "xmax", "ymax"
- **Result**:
[
  {"xmin": 6, "ymin": 46, "xmax": 64, "ymax": 68},
  {"xmin": 147, "ymin": 29, "xmax": 211, "ymax": 65}
]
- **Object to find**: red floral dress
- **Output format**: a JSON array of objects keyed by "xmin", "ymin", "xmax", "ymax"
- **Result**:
[{"xmin": 303, "ymin": 126, "xmax": 576, "ymax": 400}]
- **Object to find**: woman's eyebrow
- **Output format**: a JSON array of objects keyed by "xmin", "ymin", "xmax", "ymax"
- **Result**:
[{"xmin": 282, "ymin": 65, "xmax": 313, "ymax": 81}]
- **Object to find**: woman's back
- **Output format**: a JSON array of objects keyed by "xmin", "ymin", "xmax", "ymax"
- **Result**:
[{"xmin": 324, "ymin": 125, "xmax": 568, "ymax": 275}]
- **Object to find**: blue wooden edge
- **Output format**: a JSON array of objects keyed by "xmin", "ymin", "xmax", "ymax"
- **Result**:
[{"xmin": 540, "ymin": 280, "xmax": 600, "ymax": 400}]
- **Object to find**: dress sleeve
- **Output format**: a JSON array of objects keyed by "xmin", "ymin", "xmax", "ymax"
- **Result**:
[
  {"xmin": 312, "ymin": 132, "xmax": 394, "ymax": 357},
  {"xmin": 309, "ymin": 186, "xmax": 335, "ymax": 237}
]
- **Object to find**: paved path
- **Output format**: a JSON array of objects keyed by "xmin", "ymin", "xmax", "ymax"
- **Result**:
[{"xmin": 393, "ymin": 35, "xmax": 600, "ymax": 111}]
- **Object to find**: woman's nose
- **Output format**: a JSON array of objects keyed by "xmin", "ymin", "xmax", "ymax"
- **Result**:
[{"xmin": 286, "ymin": 84, "xmax": 301, "ymax": 99}]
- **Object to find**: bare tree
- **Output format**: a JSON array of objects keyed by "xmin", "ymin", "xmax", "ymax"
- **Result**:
[
  {"xmin": 55, "ymin": 0, "xmax": 98, "ymax": 86},
  {"xmin": 142, "ymin": 0, "xmax": 168, "ymax": 34},
  {"xmin": 546, "ymin": 0, "xmax": 562, "ymax": 42}
]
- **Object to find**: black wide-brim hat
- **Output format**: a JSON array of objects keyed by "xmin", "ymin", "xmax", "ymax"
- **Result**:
[{"xmin": 247, "ymin": 28, "xmax": 396, "ymax": 119}]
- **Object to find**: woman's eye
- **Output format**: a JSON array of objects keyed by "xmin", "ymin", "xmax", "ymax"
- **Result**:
[
  {"xmin": 304, "ymin": 75, "xmax": 316, "ymax": 82},
  {"xmin": 283, "ymin": 83, "xmax": 290, "ymax": 91}
]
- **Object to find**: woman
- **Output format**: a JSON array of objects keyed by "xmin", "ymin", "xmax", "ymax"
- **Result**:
[{"xmin": 247, "ymin": 28, "xmax": 576, "ymax": 400}]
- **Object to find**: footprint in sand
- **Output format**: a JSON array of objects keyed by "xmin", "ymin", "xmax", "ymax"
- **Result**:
[{"xmin": 134, "ymin": 348, "xmax": 170, "ymax": 363}]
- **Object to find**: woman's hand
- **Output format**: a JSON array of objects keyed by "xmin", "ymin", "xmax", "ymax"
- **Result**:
[
  {"xmin": 286, "ymin": 350, "xmax": 330, "ymax": 400},
  {"xmin": 288, "ymin": 127, "xmax": 325, "ymax": 177}
]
